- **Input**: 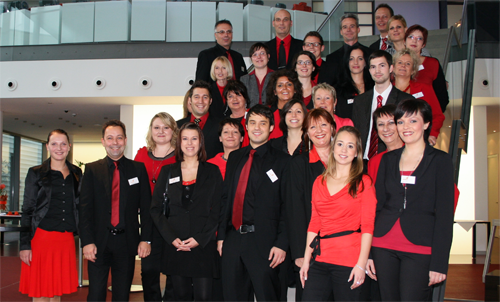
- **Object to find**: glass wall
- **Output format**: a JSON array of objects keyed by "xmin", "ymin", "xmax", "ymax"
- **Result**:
[
  {"xmin": 2, "ymin": 134, "xmax": 15, "ymax": 210},
  {"xmin": 19, "ymin": 138, "xmax": 43, "ymax": 208}
]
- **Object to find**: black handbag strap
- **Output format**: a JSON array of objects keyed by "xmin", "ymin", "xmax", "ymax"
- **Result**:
[{"xmin": 162, "ymin": 170, "xmax": 171, "ymax": 216}]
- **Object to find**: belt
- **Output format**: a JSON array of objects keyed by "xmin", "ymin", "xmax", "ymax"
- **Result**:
[
  {"xmin": 310, "ymin": 228, "xmax": 361, "ymax": 262},
  {"xmin": 238, "ymin": 225, "xmax": 255, "ymax": 234},
  {"xmin": 108, "ymin": 228, "xmax": 125, "ymax": 235}
]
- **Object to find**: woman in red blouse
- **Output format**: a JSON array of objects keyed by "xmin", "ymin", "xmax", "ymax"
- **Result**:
[
  {"xmin": 300, "ymin": 126, "xmax": 377, "ymax": 301},
  {"xmin": 291, "ymin": 51, "xmax": 318, "ymax": 109}
]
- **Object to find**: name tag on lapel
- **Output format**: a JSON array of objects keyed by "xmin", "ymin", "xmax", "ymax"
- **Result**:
[
  {"xmin": 347, "ymin": 98, "xmax": 354, "ymax": 104},
  {"xmin": 401, "ymin": 175, "xmax": 416, "ymax": 185},
  {"xmin": 169, "ymin": 176, "xmax": 180, "ymax": 184},
  {"xmin": 267, "ymin": 169, "xmax": 278, "ymax": 183},
  {"xmin": 128, "ymin": 177, "xmax": 139, "ymax": 186},
  {"xmin": 412, "ymin": 92, "xmax": 424, "ymax": 98},
  {"xmin": 418, "ymin": 65, "xmax": 424, "ymax": 71}
]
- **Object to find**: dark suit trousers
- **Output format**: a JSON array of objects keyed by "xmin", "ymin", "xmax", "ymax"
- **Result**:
[
  {"xmin": 141, "ymin": 226, "xmax": 163, "ymax": 301},
  {"xmin": 221, "ymin": 229, "xmax": 280, "ymax": 301},
  {"xmin": 87, "ymin": 233, "xmax": 135, "ymax": 302}
]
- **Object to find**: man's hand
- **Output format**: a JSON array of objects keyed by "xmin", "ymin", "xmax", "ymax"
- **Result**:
[
  {"xmin": 83, "ymin": 244, "xmax": 97, "ymax": 262},
  {"xmin": 217, "ymin": 240, "xmax": 223, "ymax": 256},
  {"xmin": 138, "ymin": 242, "xmax": 151, "ymax": 258},
  {"xmin": 268, "ymin": 247, "xmax": 286, "ymax": 268}
]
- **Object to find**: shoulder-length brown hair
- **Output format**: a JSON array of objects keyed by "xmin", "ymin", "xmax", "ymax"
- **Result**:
[
  {"xmin": 175, "ymin": 123, "xmax": 207, "ymax": 162},
  {"xmin": 302, "ymin": 108, "xmax": 336, "ymax": 152},
  {"xmin": 146, "ymin": 112, "xmax": 178, "ymax": 152},
  {"xmin": 321, "ymin": 126, "xmax": 365, "ymax": 198}
]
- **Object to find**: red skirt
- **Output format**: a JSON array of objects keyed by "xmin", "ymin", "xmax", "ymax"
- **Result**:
[{"xmin": 19, "ymin": 228, "xmax": 78, "ymax": 298}]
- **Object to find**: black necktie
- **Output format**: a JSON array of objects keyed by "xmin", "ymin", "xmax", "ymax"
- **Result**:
[{"xmin": 278, "ymin": 40, "xmax": 286, "ymax": 69}]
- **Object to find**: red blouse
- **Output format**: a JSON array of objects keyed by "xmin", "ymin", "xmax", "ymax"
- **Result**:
[
  {"xmin": 308, "ymin": 175, "xmax": 377, "ymax": 267},
  {"xmin": 367, "ymin": 150, "xmax": 387, "ymax": 182},
  {"xmin": 268, "ymin": 109, "xmax": 284, "ymax": 140},
  {"xmin": 415, "ymin": 57, "xmax": 439, "ymax": 86},
  {"xmin": 207, "ymin": 152, "xmax": 227, "ymax": 180},
  {"xmin": 134, "ymin": 147, "xmax": 176, "ymax": 194},
  {"xmin": 409, "ymin": 81, "xmax": 445, "ymax": 137}
]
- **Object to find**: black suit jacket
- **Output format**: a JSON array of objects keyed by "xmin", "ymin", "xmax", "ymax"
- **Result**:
[
  {"xmin": 177, "ymin": 115, "xmax": 223, "ymax": 159},
  {"xmin": 375, "ymin": 144, "xmax": 454, "ymax": 274},
  {"xmin": 351, "ymin": 86, "xmax": 413, "ymax": 154},
  {"xmin": 317, "ymin": 41, "xmax": 372, "ymax": 87},
  {"xmin": 218, "ymin": 143, "xmax": 290, "ymax": 258},
  {"xmin": 266, "ymin": 36, "xmax": 303, "ymax": 71},
  {"xmin": 210, "ymin": 81, "xmax": 229, "ymax": 119},
  {"xmin": 285, "ymin": 152, "xmax": 324, "ymax": 261},
  {"xmin": 79, "ymin": 157, "xmax": 152, "ymax": 257},
  {"xmin": 369, "ymin": 39, "xmax": 380, "ymax": 52},
  {"xmin": 195, "ymin": 43, "xmax": 248, "ymax": 84}
]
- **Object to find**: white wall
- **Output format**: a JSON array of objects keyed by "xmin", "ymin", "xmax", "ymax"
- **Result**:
[
  {"xmin": 72, "ymin": 142, "xmax": 107, "ymax": 172},
  {"xmin": 374, "ymin": 1, "xmax": 440, "ymax": 35}
]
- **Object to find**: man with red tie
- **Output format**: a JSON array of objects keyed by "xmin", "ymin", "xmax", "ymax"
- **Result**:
[
  {"xmin": 217, "ymin": 104, "xmax": 290, "ymax": 301},
  {"xmin": 266, "ymin": 9, "xmax": 303, "ymax": 71},
  {"xmin": 195, "ymin": 20, "xmax": 248, "ymax": 84},
  {"xmin": 79, "ymin": 120, "xmax": 152, "ymax": 301},
  {"xmin": 369, "ymin": 3, "xmax": 394, "ymax": 52}
]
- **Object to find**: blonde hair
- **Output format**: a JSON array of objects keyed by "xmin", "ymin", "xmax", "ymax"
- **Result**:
[
  {"xmin": 312, "ymin": 83, "xmax": 337, "ymax": 103},
  {"xmin": 387, "ymin": 14, "xmax": 407, "ymax": 38},
  {"xmin": 321, "ymin": 126, "xmax": 365, "ymax": 198},
  {"xmin": 210, "ymin": 56, "xmax": 233, "ymax": 81},
  {"xmin": 393, "ymin": 48, "xmax": 420, "ymax": 79},
  {"xmin": 145, "ymin": 112, "xmax": 178, "ymax": 151}
]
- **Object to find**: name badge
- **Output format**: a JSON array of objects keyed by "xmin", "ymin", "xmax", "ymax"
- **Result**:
[
  {"xmin": 347, "ymin": 98, "xmax": 354, "ymax": 104},
  {"xmin": 241, "ymin": 66, "xmax": 245, "ymax": 72},
  {"xmin": 169, "ymin": 176, "xmax": 180, "ymax": 184},
  {"xmin": 401, "ymin": 175, "xmax": 416, "ymax": 184},
  {"xmin": 128, "ymin": 177, "xmax": 139, "ymax": 186},
  {"xmin": 418, "ymin": 65, "xmax": 424, "ymax": 71},
  {"xmin": 266, "ymin": 169, "xmax": 278, "ymax": 183},
  {"xmin": 412, "ymin": 92, "xmax": 424, "ymax": 98}
]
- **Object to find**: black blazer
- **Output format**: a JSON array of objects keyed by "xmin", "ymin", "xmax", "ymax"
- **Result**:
[
  {"xmin": 266, "ymin": 36, "xmax": 303, "ymax": 71},
  {"xmin": 79, "ymin": 157, "xmax": 152, "ymax": 257},
  {"xmin": 369, "ymin": 39, "xmax": 381, "ymax": 52},
  {"xmin": 20, "ymin": 158, "xmax": 82, "ymax": 250},
  {"xmin": 195, "ymin": 43, "xmax": 248, "ymax": 84},
  {"xmin": 150, "ymin": 162, "xmax": 222, "ymax": 247},
  {"xmin": 351, "ymin": 86, "xmax": 413, "ymax": 154},
  {"xmin": 177, "ymin": 115, "xmax": 223, "ymax": 159},
  {"xmin": 375, "ymin": 144, "xmax": 455, "ymax": 274},
  {"xmin": 317, "ymin": 42, "xmax": 371, "ymax": 87},
  {"xmin": 285, "ymin": 152, "xmax": 324, "ymax": 261},
  {"xmin": 218, "ymin": 143, "xmax": 291, "ymax": 257},
  {"xmin": 210, "ymin": 81, "xmax": 229, "ymax": 119}
]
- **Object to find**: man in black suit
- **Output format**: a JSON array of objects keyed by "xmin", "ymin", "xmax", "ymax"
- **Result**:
[
  {"xmin": 317, "ymin": 13, "xmax": 372, "ymax": 87},
  {"xmin": 177, "ymin": 80, "xmax": 223, "ymax": 158},
  {"xmin": 352, "ymin": 50, "xmax": 413, "ymax": 161},
  {"xmin": 195, "ymin": 20, "xmax": 247, "ymax": 84},
  {"xmin": 218, "ymin": 104, "xmax": 290, "ymax": 301},
  {"xmin": 266, "ymin": 9, "xmax": 303, "ymax": 70},
  {"xmin": 369, "ymin": 3, "xmax": 394, "ymax": 52},
  {"xmin": 80, "ymin": 120, "xmax": 152, "ymax": 302}
]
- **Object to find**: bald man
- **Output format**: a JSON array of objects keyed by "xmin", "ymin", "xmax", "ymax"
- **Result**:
[{"xmin": 266, "ymin": 9, "xmax": 303, "ymax": 71}]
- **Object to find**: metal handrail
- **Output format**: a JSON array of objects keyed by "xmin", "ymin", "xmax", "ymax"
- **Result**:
[{"xmin": 316, "ymin": 0, "xmax": 344, "ymax": 32}]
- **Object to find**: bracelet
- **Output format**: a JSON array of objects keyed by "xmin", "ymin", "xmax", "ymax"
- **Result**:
[{"xmin": 356, "ymin": 264, "xmax": 365, "ymax": 272}]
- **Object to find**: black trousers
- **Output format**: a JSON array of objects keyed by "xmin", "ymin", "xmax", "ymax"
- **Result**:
[
  {"xmin": 87, "ymin": 233, "xmax": 135, "ymax": 302},
  {"xmin": 221, "ymin": 230, "xmax": 280, "ymax": 301},
  {"xmin": 141, "ymin": 226, "xmax": 163, "ymax": 301},
  {"xmin": 302, "ymin": 261, "xmax": 361, "ymax": 301},
  {"xmin": 371, "ymin": 247, "xmax": 432, "ymax": 301},
  {"xmin": 170, "ymin": 275, "xmax": 213, "ymax": 301}
]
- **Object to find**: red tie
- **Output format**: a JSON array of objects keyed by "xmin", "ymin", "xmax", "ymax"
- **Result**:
[
  {"xmin": 226, "ymin": 51, "xmax": 236, "ymax": 80},
  {"xmin": 368, "ymin": 95, "xmax": 383, "ymax": 159},
  {"xmin": 111, "ymin": 161, "xmax": 120, "ymax": 227},
  {"xmin": 232, "ymin": 149, "xmax": 256, "ymax": 230},
  {"xmin": 381, "ymin": 37, "xmax": 388, "ymax": 51}
]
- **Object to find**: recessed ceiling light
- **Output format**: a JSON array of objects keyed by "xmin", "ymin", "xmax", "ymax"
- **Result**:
[{"xmin": 494, "ymin": 130, "xmax": 497, "ymax": 133}]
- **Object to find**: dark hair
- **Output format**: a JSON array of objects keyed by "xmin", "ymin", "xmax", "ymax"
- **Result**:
[
  {"xmin": 375, "ymin": 3, "xmax": 394, "ymax": 17},
  {"xmin": 369, "ymin": 50, "xmax": 393, "ymax": 66},
  {"xmin": 339, "ymin": 45, "xmax": 374, "ymax": 96},
  {"xmin": 102, "ymin": 120, "xmax": 126, "ymax": 138},
  {"xmin": 188, "ymin": 80, "xmax": 212, "ymax": 99},
  {"xmin": 215, "ymin": 19, "xmax": 232, "ymax": 29},
  {"xmin": 249, "ymin": 42, "xmax": 270, "ymax": 57},
  {"xmin": 340, "ymin": 13, "xmax": 359, "ymax": 27},
  {"xmin": 175, "ymin": 123, "xmax": 207, "ymax": 162},
  {"xmin": 373, "ymin": 104, "xmax": 397, "ymax": 125},
  {"xmin": 291, "ymin": 50, "xmax": 319, "ymax": 79},
  {"xmin": 218, "ymin": 118, "xmax": 245, "ymax": 137},
  {"xmin": 302, "ymin": 108, "xmax": 336, "ymax": 151},
  {"xmin": 405, "ymin": 24, "xmax": 429, "ymax": 47},
  {"xmin": 246, "ymin": 104, "xmax": 274, "ymax": 126},
  {"xmin": 266, "ymin": 69, "xmax": 303, "ymax": 109},
  {"xmin": 223, "ymin": 80, "xmax": 251, "ymax": 109},
  {"xmin": 279, "ymin": 98, "xmax": 308, "ymax": 133},
  {"xmin": 47, "ymin": 129, "xmax": 70, "ymax": 144},
  {"xmin": 303, "ymin": 31, "xmax": 324, "ymax": 45},
  {"xmin": 394, "ymin": 99, "xmax": 433, "ymax": 142}
]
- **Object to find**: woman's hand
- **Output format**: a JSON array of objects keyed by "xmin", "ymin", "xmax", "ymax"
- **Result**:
[
  {"xmin": 429, "ymin": 271, "xmax": 446, "ymax": 286},
  {"xmin": 182, "ymin": 237, "xmax": 199, "ymax": 249},
  {"xmin": 172, "ymin": 238, "xmax": 189, "ymax": 251},
  {"xmin": 348, "ymin": 264, "xmax": 366, "ymax": 290},
  {"xmin": 217, "ymin": 240, "xmax": 223, "ymax": 256},
  {"xmin": 268, "ymin": 247, "xmax": 286, "ymax": 268},
  {"xmin": 366, "ymin": 259, "xmax": 377, "ymax": 281},
  {"xmin": 429, "ymin": 135, "xmax": 437, "ymax": 146},
  {"xmin": 20, "ymin": 250, "xmax": 32, "ymax": 266},
  {"xmin": 299, "ymin": 260, "xmax": 310, "ymax": 289},
  {"xmin": 295, "ymin": 257, "xmax": 304, "ymax": 268}
]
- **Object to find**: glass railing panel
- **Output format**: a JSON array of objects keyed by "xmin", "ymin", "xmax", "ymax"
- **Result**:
[{"xmin": 318, "ymin": 0, "xmax": 345, "ymax": 56}]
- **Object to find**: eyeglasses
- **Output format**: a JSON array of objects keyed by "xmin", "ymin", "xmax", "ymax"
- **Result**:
[
  {"xmin": 297, "ymin": 60, "xmax": 313, "ymax": 66},
  {"xmin": 408, "ymin": 35, "xmax": 423, "ymax": 41},
  {"xmin": 303, "ymin": 42, "xmax": 322, "ymax": 48},
  {"xmin": 215, "ymin": 30, "xmax": 233, "ymax": 35},
  {"xmin": 252, "ymin": 51, "xmax": 267, "ymax": 58}
]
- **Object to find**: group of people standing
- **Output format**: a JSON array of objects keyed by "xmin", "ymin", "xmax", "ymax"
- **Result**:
[{"xmin": 19, "ymin": 4, "xmax": 455, "ymax": 302}]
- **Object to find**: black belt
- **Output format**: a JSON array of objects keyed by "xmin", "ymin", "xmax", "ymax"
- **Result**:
[
  {"xmin": 238, "ymin": 225, "xmax": 255, "ymax": 234},
  {"xmin": 108, "ymin": 228, "xmax": 125, "ymax": 235},
  {"xmin": 310, "ymin": 228, "xmax": 361, "ymax": 262}
]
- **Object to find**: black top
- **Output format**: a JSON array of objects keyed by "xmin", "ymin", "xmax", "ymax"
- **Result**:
[
  {"xmin": 38, "ymin": 170, "xmax": 77, "ymax": 232},
  {"xmin": 106, "ymin": 156, "xmax": 128, "ymax": 229},
  {"xmin": 181, "ymin": 183, "xmax": 196, "ymax": 210},
  {"xmin": 195, "ymin": 43, "xmax": 248, "ymax": 84},
  {"xmin": 270, "ymin": 136, "xmax": 306, "ymax": 156},
  {"xmin": 210, "ymin": 81, "xmax": 230, "ymax": 119}
]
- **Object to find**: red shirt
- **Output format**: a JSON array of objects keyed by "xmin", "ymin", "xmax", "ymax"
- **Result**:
[
  {"xmin": 268, "ymin": 109, "xmax": 284, "ymax": 140},
  {"xmin": 334, "ymin": 114, "xmax": 354, "ymax": 130},
  {"xmin": 217, "ymin": 82, "xmax": 226, "ymax": 105},
  {"xmin": 415, "ymin": 57, "xmax": 439, "ymax": 86},
  {"xmin": 249, "ymin": 68, "xmax": 273, "ymax": 104},
  {"xmin": 276, "ymin": 35, "xmax": 292, "ymax": 65},
  {"xmin": 409, "ymin": 81, "xmax": 445, "ymax": 137},
  {"xmin": 309, "ymin": 146, "xmax": 326, "ymax": 167},
  {"xmin": 134, "ymin": 147, "xmax": 176, "ymax": 194},
  {"xmin": 367, "ymin": 150, "xmax": 387, "ymax": 183},
  {"xmin": 207, "ymin": 152, "xmax": 227, "ymax": 180},
  {"xmin": 190, "ymin": 113, "xmax": 209, "ymax": 129},
  {"xmin": 308, "ymin": 175, "xmax": 377, "ymax": 267}
]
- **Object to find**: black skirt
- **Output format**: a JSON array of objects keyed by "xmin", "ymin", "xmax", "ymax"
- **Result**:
[{"xmin": 162, "ymin": 240, "xmax": 220, "ymax": 278}]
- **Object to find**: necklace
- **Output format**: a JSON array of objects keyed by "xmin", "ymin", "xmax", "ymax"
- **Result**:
[{"xmin": 151, "ymin": 146, "xmax": 172, "ymax": 184}]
